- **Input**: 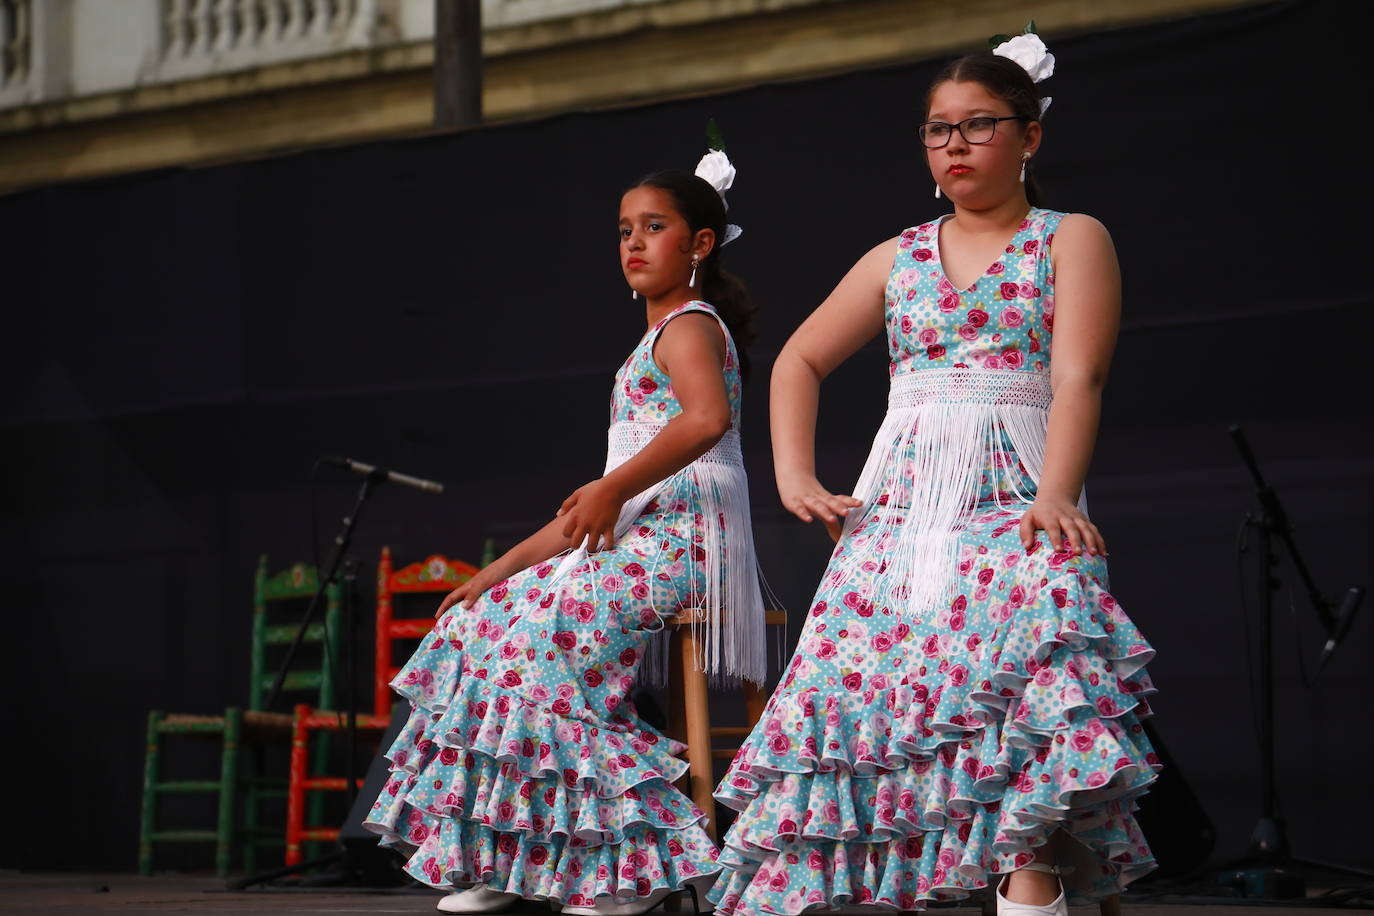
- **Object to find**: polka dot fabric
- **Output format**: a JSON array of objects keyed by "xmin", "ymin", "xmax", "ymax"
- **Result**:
[
  {"xmin": 362, "ymin": 302, "xmax": 745, "ymax": 903},
  {"xmin": 708, "ymin": 211, "xmax": 1161, "ymax": 916}
]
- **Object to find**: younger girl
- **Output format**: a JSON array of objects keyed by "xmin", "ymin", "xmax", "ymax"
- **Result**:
[
  {"xmin": 711, "ymin": 38, "xmax": 1158, "ymax": 916},
  {"xmin": 364, "ymin": 152, "xmax": 768, "ymax": 916}
]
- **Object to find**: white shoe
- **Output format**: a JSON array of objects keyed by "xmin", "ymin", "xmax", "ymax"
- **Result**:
[
  {"xmin": 995, "ymin": 864, "xmax": 1067, "ymax": 916},
  {"xmin": 438, "ymin": 884, "xmax": 521, "ymax": 914},
  {"xmin": 560, "ymin": 887, "xmax": 673, "ymax": 916}
]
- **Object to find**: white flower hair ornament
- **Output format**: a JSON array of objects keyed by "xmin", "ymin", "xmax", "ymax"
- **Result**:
[
  {"xmin": 991, "ymin": 25, "xmax": 1054, "ymax": 117},
  {"xmin": 694, "ymin": 149, "xmax": 743, "ymax": 246}
]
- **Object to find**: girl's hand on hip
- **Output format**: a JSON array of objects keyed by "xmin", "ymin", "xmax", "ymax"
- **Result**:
[
  {"xmin": 1018, "ymin": 495, "xmax": 1107, "ymax": 556},
  {"xmin": 778, "ymin": 470, "xmax": 862, "ymax": 542},
  {"xmin": 558, "ymin": 478, "xmax": 626, "ymax": 553}
]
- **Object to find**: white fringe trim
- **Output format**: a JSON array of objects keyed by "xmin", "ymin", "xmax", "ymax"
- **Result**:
[
  {"xmin": 835, "ymin": 368, "xmax": 1083, "ymax": 620},
  {"xmin": 550, "ymin": 422, "xmax": 769, "ymax": 687}
]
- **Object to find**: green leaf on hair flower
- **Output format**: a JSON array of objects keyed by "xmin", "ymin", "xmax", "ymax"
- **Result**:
[
  {"xmin": 706, "ymin": 118, "xmax": 727, "ymax": 153},
  {"xmin": 987, "ymin": 33, "xmax": 1013, "ymax": 48},
  {"xmin": 1024, "ymin": 20, "xmax": 1038, "ymax": 34}
]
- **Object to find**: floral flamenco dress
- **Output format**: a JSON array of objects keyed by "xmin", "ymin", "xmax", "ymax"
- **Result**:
[
  {"xmin": 710, "ymin": 209, "xmax": 1160, "ymax": 916},
  {"xmin": 365, "ymin": 300, "xmax": 769, "ymax": 905}
]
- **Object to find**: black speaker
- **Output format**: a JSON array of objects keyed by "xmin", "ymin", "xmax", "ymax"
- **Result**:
[
  {"xmin": 338, "ymin": 701, "xmax": 415, "ymax": 885},
  {"xmin": 1133, "ymin": 719, "xmax": 1216, "ymax": 880}
]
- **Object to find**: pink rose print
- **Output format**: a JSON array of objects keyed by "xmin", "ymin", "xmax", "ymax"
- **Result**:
[{"xmin": 367, "ymin": 244, "xmax": 1158, "ymax": 910}]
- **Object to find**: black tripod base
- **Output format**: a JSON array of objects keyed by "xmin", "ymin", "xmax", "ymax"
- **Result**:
[
  {"xmin": 1214, "ymin": 866, "xmax": 1305, "ymax": 900},
  {"xmin": 1246, "ymin": 815, "xmax": 1290, "ymax": 864},
  {"xmin": 226, "ymin": 846, "xmax": 412, "ymax": 891}
]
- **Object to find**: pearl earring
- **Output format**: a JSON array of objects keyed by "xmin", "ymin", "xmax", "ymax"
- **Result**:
[
  {"xmin": 934, "ymin": 183, "xmax": 941, "ymax": 199},
  {"xmin": 690, "ymin": 258, "xmax": 699, "ymax": 287},
  {"xmin": 1020, "ymin": 152, "xmax": 1030, "ymax": 183},
  {"xmin": 632, "ymin": 289, "xmax": 638, "ymax": 300}
]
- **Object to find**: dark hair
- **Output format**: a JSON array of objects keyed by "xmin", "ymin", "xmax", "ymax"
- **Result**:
[
  {"xmin": 924, "ymin": 53, "xmax": 1046, "ymax": 207},
  {"xmin": 632, "ymin": 169, "xmax": 759, "ymax": 378}
]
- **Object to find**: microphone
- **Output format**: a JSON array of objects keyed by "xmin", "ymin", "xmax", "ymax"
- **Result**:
[
  {"xmin": 322, "ymin": 456, "xmax": 445, "ymax": 495},
  {"xmin": 1317, "ymin": 585, "xmax": 1366, "ymax": 673}
]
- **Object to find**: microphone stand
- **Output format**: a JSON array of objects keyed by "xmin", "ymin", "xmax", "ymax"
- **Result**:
[
  {"xmin": 1221, "ymin": 426, "xmax": 1372, "ymax": 894},
  {"xmin": 231, "ymin": 469, "xmax": 384, "ymax": 890},
  {"xmin": 264, "ymin": 470, "xmax": 381, "ymax": 713}
]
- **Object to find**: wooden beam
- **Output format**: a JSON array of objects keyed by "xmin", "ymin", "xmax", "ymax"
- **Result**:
[{"xmin": 434, "ymin": 0, "xmax": 482, "ymax": 129}]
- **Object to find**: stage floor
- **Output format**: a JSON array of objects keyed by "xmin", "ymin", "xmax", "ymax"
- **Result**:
[
  {"xmin": 0, "ymin": 873, "xmax": 1363, "ymax": 916},
  {"xmin": 0, "ymin": 873, "xmax": 1361, "ymax": 916}
]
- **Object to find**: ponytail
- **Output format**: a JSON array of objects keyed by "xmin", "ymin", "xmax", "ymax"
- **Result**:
[{"xmin": 700, "ymin": 263, "xmax": 758, "ymax": 379}]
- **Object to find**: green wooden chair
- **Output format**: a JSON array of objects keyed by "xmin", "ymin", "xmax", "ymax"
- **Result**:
[{"xmin": 138, "ymin": 556, "xmax": 341, "ymax": 876}]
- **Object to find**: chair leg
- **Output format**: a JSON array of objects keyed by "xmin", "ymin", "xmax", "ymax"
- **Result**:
[
  {"xmin": 677, "ymin": 628, "xmax": 716, "ymax": 843},
  {"xmin": 139, "ymin": 711, "xmax": 163, "ymax": 876},
  {"xmin": 306, "ymin": 729, "xmax": 331, "ymax": 861},
  {"xmin": 243, "ymin": 743, "xmax": 259, "ymax": 875},
  {"xmin": 1099, "ymin": 893, "xmax": 1122, "ymax": 916},
  {"xmin": 743, "ymin": 680, "xmax": 768, "ymax": 728},
  {"xmin": 216, "ymin": 707, "xmax": 242, "ymax": 877},
  {"xmin": 667, "ymin": 639, "xmax": 687, "ymax": 749},
  {"xmin": 286, "ymin": 704, "xmax": 310, "ymax": 866}
]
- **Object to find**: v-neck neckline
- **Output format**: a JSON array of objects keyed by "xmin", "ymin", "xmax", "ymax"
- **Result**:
[{"xmin": 934, "ymin": 209, "xmax": 1034, "ymax": 294}]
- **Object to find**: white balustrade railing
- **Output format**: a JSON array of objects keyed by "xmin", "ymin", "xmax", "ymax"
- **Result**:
[
  {"xmin": 154, "ymin": 0, "xmax": 384, "ymax": 81},
  {"xmin": 0, "ymin": 0, "xmax": 689, "ymax": 112},
  {"xmin": 0, "ymin": 0, "xmax": 32, "ymax": 107}
]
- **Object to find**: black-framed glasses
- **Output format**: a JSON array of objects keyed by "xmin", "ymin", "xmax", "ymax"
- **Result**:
[{"xmin": 918, "ymin": 116, "xmax": 1027, "ymax": 149}]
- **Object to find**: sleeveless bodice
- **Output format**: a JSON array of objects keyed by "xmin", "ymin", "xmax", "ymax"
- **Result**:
[
  {"xmin": 885, "ymin": 207, "xmax": 1064, "ymax": 376},
  {"xmin": 611, "ymin": 301, "xmax": 743, "ymax": 427}
]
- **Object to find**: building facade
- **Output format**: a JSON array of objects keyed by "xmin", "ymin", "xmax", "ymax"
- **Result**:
[{"xmin": 1, "ymin": 0, "xmax": 1258, "ymax": 193}]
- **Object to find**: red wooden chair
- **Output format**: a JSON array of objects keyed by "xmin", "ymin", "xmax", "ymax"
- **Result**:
[
  {"xmin": 284, "ymin": 547, "xmax": 477, "ymax": 865},
  {"xmin": 374, "ymin": 546, "xmax": 478, "ymax": 716}
]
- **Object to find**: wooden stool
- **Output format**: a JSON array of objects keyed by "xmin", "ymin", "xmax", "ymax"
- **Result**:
[{"xmin": 666, "ymin": 608, "xmax": 787, "ymax": 843}]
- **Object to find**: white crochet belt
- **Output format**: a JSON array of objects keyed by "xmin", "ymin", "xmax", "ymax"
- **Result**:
[
  {"xmin": 888, "ymin": 368, "xmax": 1052, "ymax": 410},
  {"xmin": 606, "ymin": 421, "xmax": 743, "ymax": 471}
]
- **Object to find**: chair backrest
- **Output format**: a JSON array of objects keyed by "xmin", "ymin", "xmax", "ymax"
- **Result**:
[
  {"xmin": 374, "ymin": 546, "xmax": 478, "ymax": 715},
  {"xmin": 250, "ymin": 555, "xmax": 341, "ymax": 712}
]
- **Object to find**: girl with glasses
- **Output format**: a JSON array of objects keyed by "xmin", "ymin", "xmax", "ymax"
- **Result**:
[{"xmin": 708, "ymin": 45, "xmax": 1159, "ymax": 916}]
